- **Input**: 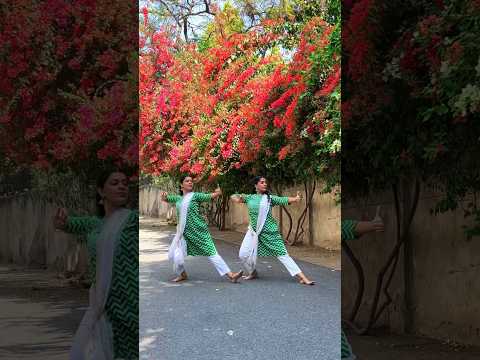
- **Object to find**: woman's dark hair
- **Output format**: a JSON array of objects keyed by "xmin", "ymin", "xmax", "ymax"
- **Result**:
[
  {"xmin": 178, "ymin": 174, "xmax": 192, "ymax": 195},
  {"xmin": 96, "ymin": 168, "xmax": 129, "ymax": 217},
  {"xmin": 252, "ymin": 175, "xmax": 271, "ymax": 202}
]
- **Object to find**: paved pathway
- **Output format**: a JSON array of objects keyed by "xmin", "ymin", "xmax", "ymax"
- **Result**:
[
  {"xmin": 0, "ymin": 266, "xmax": 87, "ymax": 360},
  {"xmin": 348, "ymin": 331, "xmax": 480, "ymax": 359},
  {"xmin": 139, "ymin": 219, "xmax": 341, "ymax": 360}
]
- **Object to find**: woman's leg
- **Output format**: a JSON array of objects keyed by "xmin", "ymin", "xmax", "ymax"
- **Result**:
[
  {"xmin": 171, "ymin": 263, "xmax": 188, "ymax": 282},
  {"xmin": 207, "ymin": 254, "xmax": 230, "ymax": 276},
  {"xmin": 277, "ymin": 255, "xmax": 315, "ymax": 285},
  {"xmin": 239, "ymin": 254, "xmax": 257, "ymax": 278},
  {"xmin": 238, "ymin": 245, "xmax": 255, "ymax": 280},
  {"xmin": 277, "ymin": 255, "xmax": 301, "ymax": 276},
  {"xmin": 238, "ymin": 252, "xmax": 258, "ymax": 280},
  {"xmin": 208, "ymin": 254, "xmax": 243, "ymax": 282},
  {"xmin": 239, "ymin": 240, "xmax": 257, "ymax": 278}
]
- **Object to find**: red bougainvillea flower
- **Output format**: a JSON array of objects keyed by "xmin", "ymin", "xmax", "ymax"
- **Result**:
[{"xmin": 140, "ymin": 13, "xmax": 338, "ymax": 180}]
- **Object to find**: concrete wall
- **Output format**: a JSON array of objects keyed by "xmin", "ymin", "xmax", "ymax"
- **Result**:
[
  {"xmin": 0, "ymin": 194, "xmax": 88, "ymax": 274},
  {"xmin": 139, "ymin": 186, "xmax": 175, "ymax": 222},
  {"xmin": 140, "ymin": 184, "xmax": 341, "ymax": 250},
  {"xmin": 342, "ymin": 185, "xmax": 480, "ymax": 346}
]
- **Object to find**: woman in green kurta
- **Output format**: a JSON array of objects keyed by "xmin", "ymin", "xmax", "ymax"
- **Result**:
[
  {"xmin": 54, "ymin": 170, "xmax": 138, "ymax": 359},
  {"xmin": 341, "ymin": 218, "xmax": 384, "ymax": 359},
  {"xmin": 231, "ymin": 176, "xmax": 314, "ymax": 285},
  {"xmin": 161, "ymin": 175, "xmax": 243, "ymax": 283}
]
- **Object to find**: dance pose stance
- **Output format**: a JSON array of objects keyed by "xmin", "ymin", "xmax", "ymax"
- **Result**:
[
  {"xmin": 341, "ymin": 215, "xmax": 384, "ymax": 359},
  {"xmin": 231, "ymin": 176, "xmax": 314, "ymax": 285},
  {"xmin": 54, "ymin": 169, "xmax": 138, "ymax": 360},
  {"xmin": 161, "ymin": 175, "xmax": 243, "ymax": 283}
]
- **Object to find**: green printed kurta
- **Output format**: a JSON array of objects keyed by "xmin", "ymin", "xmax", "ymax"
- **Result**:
[
  {"xmin": 65, "ymin": 210, "xmax": 139, "ymax": 359},
  {"xmin": 234, "ymin": 193, "xmax": 289, "ymax": 257},
  {"xmin": 341, "ymin": 219, "xmax": 358, "ymax": 242},
  {"xmin": 166, "ymin": 192, "xmax": 217, "ymax": 256},
  {"xmin": 341, "ymin": 219, "xmax": 359, "ymax": 359}
]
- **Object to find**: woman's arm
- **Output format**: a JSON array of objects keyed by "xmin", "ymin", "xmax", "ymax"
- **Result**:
[
  {"xmin": 230, "ymin": 194, "xmax": 245, "ymax": 204},
  {"xmin": 286, "ymin": 191, "xmax": 302, "ymax": 204},
  {"xmin": 269, "ymin": 191, "xmax": 301, "ymax": 206},
  {"xmin": 54, "ymin": 208, "xmax": 99, "ymax": 235},
  {"xmin": 161, "ymin": 192, "xmax": 181, "ymax": 203},
  {"xmin": 270, "ymin": 191, "xmax": 302, "ymax": 206},
  {"xmin": 53, "ymin": 207, "xmax": 68, "ymax": 230},
  {"xmin": 341, "ymin": 220, "xmax": 359, "ymax": 241},
  {"xmin": 160, "ymin": 191, "xmax": 168, "ymax": 202},
  {"xmin": 194, "ymin": 187, "xmax": 222, "ymax": 202},
  {"xmin": 342, "ymin": 219, "xmax": 384, "ymax": 241},
  {"xmin": 211, "ymin": 187, "xmax": 222, "ymax": 200},
  {"xmin": 354, "ymin": 220, "xmax": 384, "ymax": 235}
]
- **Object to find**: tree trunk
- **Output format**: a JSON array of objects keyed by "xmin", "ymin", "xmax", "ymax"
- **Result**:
[
  {"xmin": 308, "ymin": 182, "xmax": 315, "ymax": 246},
  {"xmin": 273, "ymin": 185, "xmax": 284, "ymax": 238},
  {"xmin": 363, "ymin": 178, "xmax": 420, "ymax": 333},
  {"xmin": 220, "ymin": 195, "xmax": 227, "ymax": 231},
  {"xmin": 403, "ymin": 177, "xmax": 417, "ymax": 333},
  {"xmin": 283, "ymin": 206, "xmax": 294, "ymax": 244},
  {"xmin": 292, "ymin": 181, "xmax": 316, "ymax": 245},
  {"xmin": 342, "ymin": 239, "xmax": 365, "ymax": 322}
]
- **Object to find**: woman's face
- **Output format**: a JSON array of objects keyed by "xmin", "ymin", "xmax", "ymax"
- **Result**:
[
  {"xmin": 99, "ymin": 172, "xmax": 129, "ymax": 207},
  {"xmin": 181, "ymin": 176, "xmax": 194, "ymax": 193},
  {"xmin": 255, "ymin": 178, "xmax": 268, "ymax": 193}
]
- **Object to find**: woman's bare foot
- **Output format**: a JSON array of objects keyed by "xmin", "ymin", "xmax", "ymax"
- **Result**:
[
  {"xmin": 242, "ymin": 269, "xmax": 258, "ymax": 280},
  {"xmin": 226, "ymin": 271, "xmax": 244, "ymax": 283},
  {"xmin": 171, "ymin": 271, "xmax": 188, "ymax": 282},
  {"xmin": 296, "ymin": 272, "xmax": 315, "ymax": 285}
]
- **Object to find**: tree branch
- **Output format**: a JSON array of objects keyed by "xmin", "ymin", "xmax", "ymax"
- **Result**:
[{"xmin": 342, "ymin": 238, "xmax": 365, "ymax": 322}]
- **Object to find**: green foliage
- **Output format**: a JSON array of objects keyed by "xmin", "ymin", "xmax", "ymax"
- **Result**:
[
  {"xmin": 29, "ymin": 169, "xmax": 95, "ymax": 215},
  {"xmin": 198, "ymin": 1, "xmax": 245, "ymax": 51},
  {"xmin": 0, "ymin": 156, "xmax": 33, "ymax": 195},
  {"xmin": 343, "ymin": 0, "xmax": 480, "ymax": 237},
  {"xmin": 145, "ymin": 0, "xmax": 341, "ymax": 200}
]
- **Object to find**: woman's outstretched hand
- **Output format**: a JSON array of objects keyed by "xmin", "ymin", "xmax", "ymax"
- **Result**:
[
  {"xmin": 372, "ymin": 205, "xmax": 384, "ymax": 232},
  {"xmin": 230, "ymin": 194, "xmax": 243, "ymax": 203},
  {"xmin": 370, "ymin": 215, "xmax": 385, "ymax": 232},
  {"xmin": 355, "ymin": 219, "xmax": 385, "ymax": 236},
  {"xmin": 288, "ymin": 191, "xmax": 302, "ymax": 204},
  {"xmin": 212, "ymin": 187, "xmax": 222, "ymax": 199},
  {"xmin": 53, "ymin": 207, "xmax": 68, "ymax": 230},
  {"xmin": 295, "ymin": 191, "xmax": 302, "ymax": 201}
]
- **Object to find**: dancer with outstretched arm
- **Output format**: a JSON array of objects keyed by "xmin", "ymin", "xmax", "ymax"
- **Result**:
[
  {"xmin": 161, "ymin": 175, "xmax": 243, "ymax": 283},
  {"xmin": 231, "ymin": 176, "xmax": 314, "ymax": 285},
  {"xmin": 54, "ymin": 168, "xmax": 138, "ymax": 360}
]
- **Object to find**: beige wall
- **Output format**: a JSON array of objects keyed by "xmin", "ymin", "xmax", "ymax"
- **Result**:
[
  {"xmin": 140, "ymin": 184, "xmax": 341, "ymax": 250},
  {"xmin": 0, "ymin": 194, "xmax": 88, "ymax": 274},
  {"xmin": 342, "ymin": 185, "xmax": 480, "ymax": 346},
  {"xmin": 309, "ymin": 187, "xmax": 341, "ymax": 250},
  {"xmin": 139, "ymin": 186, "xmax": 175, "ymax": 222}
]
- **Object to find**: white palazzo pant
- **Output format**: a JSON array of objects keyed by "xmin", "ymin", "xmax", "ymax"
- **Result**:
[
  {"xmin": 277, "ymin": 255, "xmax": 302, "ymax": 276},
  {"xmin": 239, "ymin": 253, "xmax": 302, "ymax": 276},
  {"xmin": 176, "ymin": 254, "xmax": 231, "ymax": 276}
]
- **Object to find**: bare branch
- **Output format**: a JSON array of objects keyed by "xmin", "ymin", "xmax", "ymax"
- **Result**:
[
  {"xmin": 183, "ymin": 18, "xmax": 189, "ymax": 42},
  {"xmin": 159, "ymin": 0, "xmax": 184, "ymax": 29}
]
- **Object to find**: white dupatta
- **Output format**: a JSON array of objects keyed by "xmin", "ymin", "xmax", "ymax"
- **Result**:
[
  {"xmin": 70, "ymin": 208, "xmax": 131, "ymax": 360},
  {"xmin": 239, "ymin": 194, "xmax": 270, "ymax": 273},
  {"xmin": 168, "ymin": 192, "xmax": 194, "ymax": 274}
]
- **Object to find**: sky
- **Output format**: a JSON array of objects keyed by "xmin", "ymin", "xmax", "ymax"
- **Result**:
[{"xmin": 139, "ymin": 0, "xmax": 294, "ymax": 62}]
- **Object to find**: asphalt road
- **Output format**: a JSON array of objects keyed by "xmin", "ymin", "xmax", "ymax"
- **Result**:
[
  {"xmin": 0, "ymin": 266, "xmax": 87, "ymax": 360},
  {"xmin": 139, "ymin": 221, "xmax": 341, "ymax": 360}
]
